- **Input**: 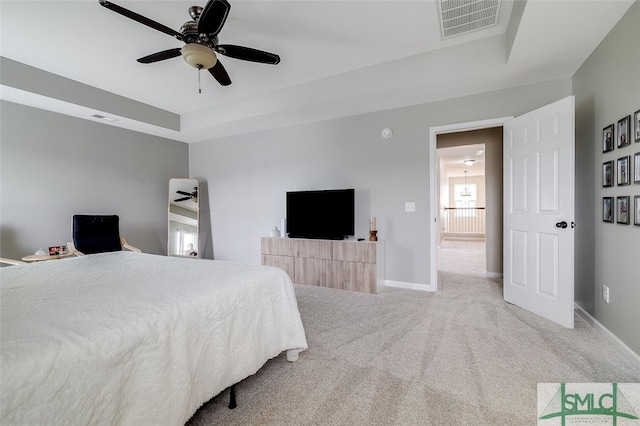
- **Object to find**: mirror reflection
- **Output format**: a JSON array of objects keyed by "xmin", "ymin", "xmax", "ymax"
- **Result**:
[{"xmin": 168, "ymin": 178, "xmax": 199, "ymax": 258}]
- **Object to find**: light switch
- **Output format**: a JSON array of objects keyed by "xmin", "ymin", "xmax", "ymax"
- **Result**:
[{"xmin": 405, "ymin": 202, "xmax": 416, "ymax": 212}]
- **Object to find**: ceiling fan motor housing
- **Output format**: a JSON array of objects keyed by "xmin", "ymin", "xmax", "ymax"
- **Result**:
[{"xmin": 180, "ymin": 21, "xmax": 200, "ymax": 43}]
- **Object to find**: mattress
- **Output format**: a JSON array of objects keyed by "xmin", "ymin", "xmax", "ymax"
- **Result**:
[{"xmin": 0, "ymin": 252, "xmax": 307, "ymax": 425}]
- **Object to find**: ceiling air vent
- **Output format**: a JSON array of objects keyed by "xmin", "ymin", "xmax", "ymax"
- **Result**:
[
  {"xmin": 438, "ymin": 0, "xmax": 501, "ymax": 39},
  {"xmin": 90, "ymin": 113, "xmax": 117, "ymax": 122}
]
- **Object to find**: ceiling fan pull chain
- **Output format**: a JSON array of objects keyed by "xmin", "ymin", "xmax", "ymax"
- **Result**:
[{"xmin": 197, "ymin": 65, "xmax": 202, "ymax": 94}]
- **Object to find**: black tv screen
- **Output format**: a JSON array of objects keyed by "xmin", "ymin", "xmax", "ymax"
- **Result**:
[{"xmin": 286, "ymin": 189, "xmax": 355, "ymax": 240}]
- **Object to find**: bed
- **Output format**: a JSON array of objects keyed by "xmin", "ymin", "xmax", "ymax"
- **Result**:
[{"xmin": 0, "ymin": 251, "xmax": 308, "ymax": 425}]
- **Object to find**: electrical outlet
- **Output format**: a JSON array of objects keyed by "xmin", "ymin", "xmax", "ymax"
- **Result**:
[{"xmin": 602, "ymin": 285, "xmax": 610, "ymax": 303}]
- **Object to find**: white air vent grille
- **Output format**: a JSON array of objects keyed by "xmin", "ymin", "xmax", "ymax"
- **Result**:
[{"xmin": 438, "ymin": 0, "xmax": 501, "ymax": 39}]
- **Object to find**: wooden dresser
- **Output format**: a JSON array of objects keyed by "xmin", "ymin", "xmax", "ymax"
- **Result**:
[{"xmin": 261, "ymin": 237, "xmax": 384, "ymax": 294}]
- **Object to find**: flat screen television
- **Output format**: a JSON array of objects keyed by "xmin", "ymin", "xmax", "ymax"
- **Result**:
[{"xmin": 286, "ymin": 189, "xmax": 355, "ymax": 240}]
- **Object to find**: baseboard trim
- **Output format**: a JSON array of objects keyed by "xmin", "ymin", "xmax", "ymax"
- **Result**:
[
  {"xmin": 575, "ymin": 304, "xmax": 640, "ymax": 370},
  {"xmin": 384, "ymin": 280, "xmax": 435, "ymax": 292},
  {"xmin": 485, "ymin": 272, "xmax": 503, "ymax": 278},
  {"xmin": 442, "ymin": 234, "xmax": 485, "ymax": 242}
]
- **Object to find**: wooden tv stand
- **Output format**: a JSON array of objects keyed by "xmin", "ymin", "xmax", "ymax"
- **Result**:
[{"xmin": 261, "ymin": 237, "xmax": 384, "ymax": 294}]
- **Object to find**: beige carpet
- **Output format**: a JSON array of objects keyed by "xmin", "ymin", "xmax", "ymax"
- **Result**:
[{"xmin": 187, "ymin": 241, "xmax": 640, "ymax": 425}]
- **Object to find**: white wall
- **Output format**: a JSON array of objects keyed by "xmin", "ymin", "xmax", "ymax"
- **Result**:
[
  {"xmin": 190, "ymin": 78, "xmax": 571, "ymax": 286},
  {"xmin": 573, "ymin": 1, "xmax": 640, "ymax": 355},
  {"xmin": 0, "ymin": 101, "xmax": 189, "ymax": 259}
]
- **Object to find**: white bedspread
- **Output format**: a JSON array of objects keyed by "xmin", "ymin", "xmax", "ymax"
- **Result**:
[{"xmin": 0, "ymin": 252, "xmax": 307, "ymax": 425}]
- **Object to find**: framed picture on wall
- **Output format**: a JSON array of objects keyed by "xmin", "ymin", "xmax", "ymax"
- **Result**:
[
  {"xmin": 617, "ymin": 196, "xmax": 630, "ymax": 224},
  {"xmin": 617, "ymin": 155, "xmax": 630, "ymax": 185},
  {"xmin": 618, "ymin": 115, "xmax": 630, "ymax": 148},
  {"xmin": 635, "ymin": 196, "xmax": 640, "ymax": 226},
  {"xmin": 603, "ymin": 197, "xmax": 614, "ymax": 223},
  {"xmin": 603, "ymin": 124, "xmax": 615, "ymax": 152},
  {"xmin": 635, "ymin": 153, "xmax": 640, "ymax": 184},
  {"xmin": 602, "ymin": 160, "xmax": 614, "ymax": 187},
  {"xmin": 634, "ymin": 109, "xmax": 640, "ymax": 142}
]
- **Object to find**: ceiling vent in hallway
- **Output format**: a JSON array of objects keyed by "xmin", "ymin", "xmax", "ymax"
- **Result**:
[{"xmin": 438, "ymin": 0, "xmax": 502, "ymax": 39}]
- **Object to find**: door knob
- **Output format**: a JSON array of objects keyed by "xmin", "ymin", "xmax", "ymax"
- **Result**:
[{"xmin": 555, "ymin": 221, "xmax": 568, "ymax": 229}]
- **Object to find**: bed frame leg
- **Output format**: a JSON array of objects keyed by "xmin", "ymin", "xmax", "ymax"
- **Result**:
[{"xmin": 228, "ymin": 385, "xmax": 237, "ymax": 409}]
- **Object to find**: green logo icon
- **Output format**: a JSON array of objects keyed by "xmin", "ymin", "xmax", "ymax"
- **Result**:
[{"xmin": 539, "ymin": 383, "xmax": 639, "ymax": 425}]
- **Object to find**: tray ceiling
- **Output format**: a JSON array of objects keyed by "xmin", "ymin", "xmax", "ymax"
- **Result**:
[{"xmin": 0, "ymin": 0, "xmax": 634, "ymax": 143}]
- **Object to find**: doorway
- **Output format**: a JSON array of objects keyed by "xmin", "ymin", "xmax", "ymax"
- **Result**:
[
  {"xmin": 437, "ymin": 141, "xmax": 487, "ymax": 276},
  {"xmin": 429, "ymin": 97, "xmax": 575, "ymax": 328},
  {"xmin": 428, "ymin": 117, "xmax": 512, "ymax": 291}
]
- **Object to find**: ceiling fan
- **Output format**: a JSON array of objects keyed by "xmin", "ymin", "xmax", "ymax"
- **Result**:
[
  {"xmin": 98, "ymin": 0, "xmax": 280, "ymax": 88},
  {"xmin": 174, "ymin": 187, "xmax": 198, "ymax": 203}
]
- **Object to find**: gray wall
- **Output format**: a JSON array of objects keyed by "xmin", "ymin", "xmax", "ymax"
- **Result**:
[
  {"xmin": 0, "ymin": 101, "xmax": 189, "ymax": 259},
  {"xmin": 573, "ymin": 1, "xmax": 640, "ymax": 355},
  {"xmin": 190, "ymin": 78, "xmax": 571, "ymax": 286}
]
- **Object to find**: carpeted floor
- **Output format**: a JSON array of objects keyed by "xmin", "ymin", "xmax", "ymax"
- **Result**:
[
  {"xmin": 438, "ymin": 239, "xmax": 487, "ymax": 275},
  {"xmin": 186, "ymin": 241, "xmax": 640, "ymax": 425}
]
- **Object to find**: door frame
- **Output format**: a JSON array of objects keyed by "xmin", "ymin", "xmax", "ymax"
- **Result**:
[{"xmin": 429, "ymin": 116, "xmax": 513, "ymax": 291}]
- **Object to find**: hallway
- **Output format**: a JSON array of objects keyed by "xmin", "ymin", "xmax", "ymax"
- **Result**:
[{"xmin": 438, "ymin": 239, "xmax": 486, "ymax": 276}]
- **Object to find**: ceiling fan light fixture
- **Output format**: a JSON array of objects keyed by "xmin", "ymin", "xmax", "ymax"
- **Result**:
[{"xmin": 181, "ymin": 43, "xmax": 217, "ymax": 69}]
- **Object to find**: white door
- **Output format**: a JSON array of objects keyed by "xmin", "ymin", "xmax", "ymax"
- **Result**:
[{"xmin": 503, "ymin": 96, "xmax": 575, "ymax": 328}]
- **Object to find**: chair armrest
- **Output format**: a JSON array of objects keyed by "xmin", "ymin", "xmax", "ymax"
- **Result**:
[
  {"xmin": 67, "ymin": 239, "xmax": 140, "ymax": 255},
  {"xmin": 67, "ymin": 241, "xmax": 85, "ymax": 256},
  {"xmin": 0, "ymin": 257, "xmax": 26, "ymax": 265},
  {"xmin": 120, "ymin": 238, "xmax": 142, "ymax": 253}
]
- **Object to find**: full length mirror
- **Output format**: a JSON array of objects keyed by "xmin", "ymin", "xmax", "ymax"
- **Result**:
[{"xmin": 168, "ymin": 178, "xmax": 199, "ymax": 258}]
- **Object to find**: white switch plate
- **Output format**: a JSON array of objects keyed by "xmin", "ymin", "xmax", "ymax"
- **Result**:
[
  {"xmin": 405, "ymin": 202, "xmax": 416, "ymax": 212},
  {"xmin": 602, "ymin": 285, "xmax": 610, "ymax": 303}
]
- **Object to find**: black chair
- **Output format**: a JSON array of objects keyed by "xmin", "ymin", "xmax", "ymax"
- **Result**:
[{"xmin": 68, "ymin": 215, "xmax": 141, "ymax": 256}]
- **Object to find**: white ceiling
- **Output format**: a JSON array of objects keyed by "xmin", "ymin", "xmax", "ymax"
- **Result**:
[
  {"xmin": 0, "ymin": 0, "xmax": 634, "ymax": 143},
  {"xmin": 438, "ymin": 143, "xmax": 485, "ymax": 178}
]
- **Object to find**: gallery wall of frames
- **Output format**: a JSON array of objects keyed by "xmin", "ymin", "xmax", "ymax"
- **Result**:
[{"xmin": 601, "ymin": 109, "xmax": 640, "ymax": 226}]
